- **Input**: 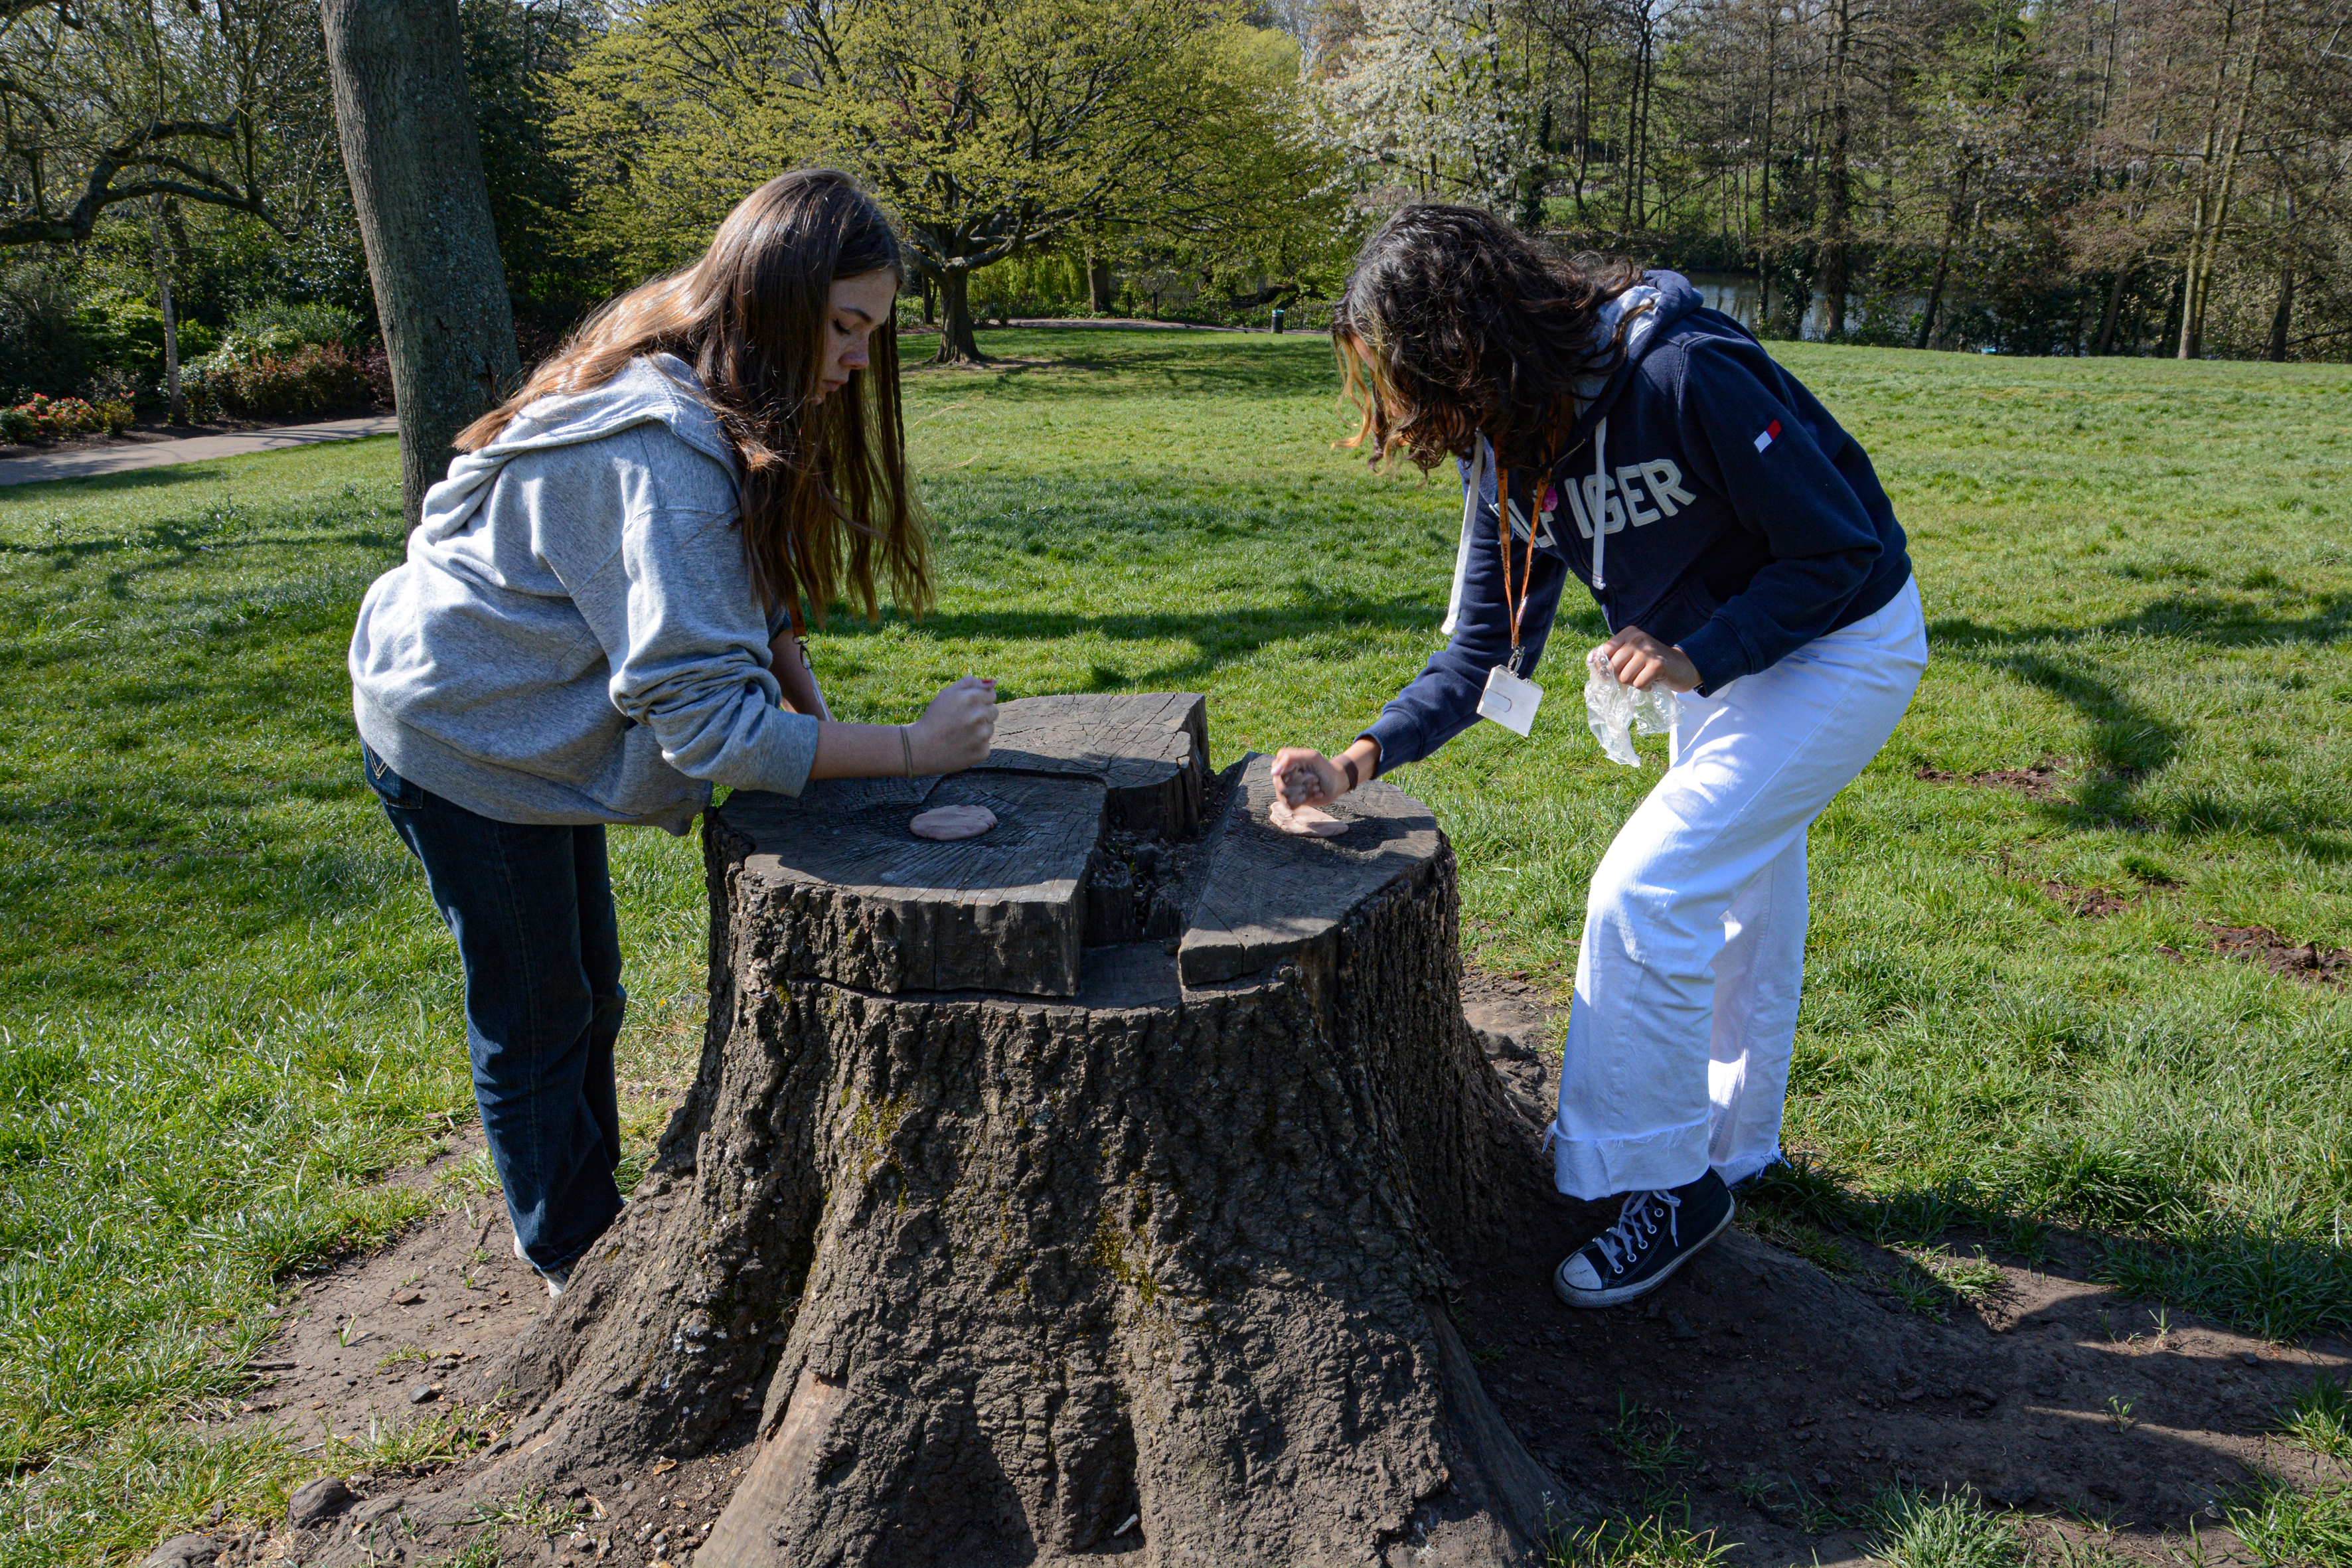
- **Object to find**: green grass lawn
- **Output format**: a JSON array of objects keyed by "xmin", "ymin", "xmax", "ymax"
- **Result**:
[{"xmin": 1, "ymin": 330, "xmax": 2348, "ymax": 1562}]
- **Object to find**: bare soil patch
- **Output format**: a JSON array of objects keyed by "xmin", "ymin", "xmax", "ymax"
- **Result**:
[
  {"xmin": 2043, "ymin": 880, "xmax": 2132, "ymax": 918},
  {"xmin": 1917, "ymin": 763, "xmax": 2067, "ymax": 801},
  {"xmin": 2201, "ymin": 923, "xmax": 2351, "ymax": 984},
  {"xmin": 169, "ymin": 975, "xmax": 2350, "ymax": 1567}
]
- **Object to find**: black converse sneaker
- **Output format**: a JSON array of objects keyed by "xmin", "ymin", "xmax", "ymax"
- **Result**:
[{"xmin": 1552, "ymin": 1168, "xmax": 1736, "ymax": 1308}]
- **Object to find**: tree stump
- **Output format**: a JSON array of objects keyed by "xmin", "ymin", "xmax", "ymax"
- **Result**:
[{"xmin": 482, "ymin": 693, "xmax": 1570, "ymax": 1566}]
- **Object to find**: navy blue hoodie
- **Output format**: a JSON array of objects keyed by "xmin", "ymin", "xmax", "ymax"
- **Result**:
[{"xmin": 1362, "ymin": 270, "xmax": 1913, "ymax": 773}]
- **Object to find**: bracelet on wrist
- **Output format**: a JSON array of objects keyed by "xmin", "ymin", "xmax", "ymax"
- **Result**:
[
  {"xmin": 900, "ymin": 724, "xmax": 915, "ymax": 778},
  {"xmin": 1340, "ymin": 754, "xmax": 1360, "ymax": 791}
]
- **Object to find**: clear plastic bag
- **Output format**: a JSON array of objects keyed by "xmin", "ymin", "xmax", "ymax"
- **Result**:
[{"xmin": 1584, "ymin": 649, "xmax": 1676, "ymax": 766}]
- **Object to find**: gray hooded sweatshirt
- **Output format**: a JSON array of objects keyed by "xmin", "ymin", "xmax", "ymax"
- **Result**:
[{"xmin": 349, "ymin": 354, "xmax": 819, "ymax": 834}]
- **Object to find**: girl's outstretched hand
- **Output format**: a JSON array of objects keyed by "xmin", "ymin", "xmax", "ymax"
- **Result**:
[
  {"xmin": 1596, "ymin": 627, "xmax": 1701, "ymax": 692},
  {"xmin": 1271, "ymin": 747, "xmax": 1344, "ymax": 809},
  {"xmin": 909, "ymin": 676, "xmax": 997, "ymax": 773}
]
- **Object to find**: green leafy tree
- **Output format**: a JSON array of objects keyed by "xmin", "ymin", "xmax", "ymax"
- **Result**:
[
  {"xmin": 556, "ymin": 0, "xmax": 1335, "ymax": 360},
  {"xmin": 463, "ymin": 0, "xmax": 599, "ymax": 331}
]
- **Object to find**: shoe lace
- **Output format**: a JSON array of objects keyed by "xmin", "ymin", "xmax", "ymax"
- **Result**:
[{"xmin": 1591, "ymin": 1188, "xmax": 1682, "ymax": 1275}]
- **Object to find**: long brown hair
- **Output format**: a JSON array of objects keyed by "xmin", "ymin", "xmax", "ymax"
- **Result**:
[
  {"xmin": 1332, "ymin": 204, "xmax": 1646, "ymax": 474},
  {"xmin": 459, "ymin": 169, "xmax": 929, "ymax": 623}
]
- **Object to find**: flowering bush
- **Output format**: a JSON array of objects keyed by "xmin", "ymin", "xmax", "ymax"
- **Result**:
[
  {"xmin": 0, "ymin": 392, "xmax": 133, "ymax": 443},
  {"xmin": 185, "ymin": 337, "xmax": 372, "ymax": 420},
  {"xmin": 358, "ymin": 341, "xmax": 394, "ymax": 409}
]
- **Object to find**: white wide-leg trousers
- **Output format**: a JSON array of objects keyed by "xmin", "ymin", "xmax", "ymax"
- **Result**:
[{"xmin": 1549, "ymin": 578, "xmax": 1927, "ymax": 1200}]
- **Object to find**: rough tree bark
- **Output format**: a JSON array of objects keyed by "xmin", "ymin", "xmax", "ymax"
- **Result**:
[
  {"xmin": 452, "ymin": 693, "xmax": 1572, "ymax": 1567},
  {"xmin": 320, "ymin": 0, "xmax": 520, "ymax": 527}
]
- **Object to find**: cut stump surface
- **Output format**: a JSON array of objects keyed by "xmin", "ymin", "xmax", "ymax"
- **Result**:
[{"xmin": 461, "ymin": 693, "xmax": 1567, "ymax": 1566}]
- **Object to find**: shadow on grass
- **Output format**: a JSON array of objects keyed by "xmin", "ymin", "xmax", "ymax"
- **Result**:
[
  {"xmin": 0, "ymin": 449, "xmax": 380, "ymax": 501},
  {"xmin": 0, "ymin": 514, "xmax": 397, "ymax": 567},
  {"xmin": 1928, "ymin": 605, "xmax": 2352, "ymax": 858},
  {"xmin": 1741, "ymin": 1154, "xmax": 2352, "ymax": 1344}
]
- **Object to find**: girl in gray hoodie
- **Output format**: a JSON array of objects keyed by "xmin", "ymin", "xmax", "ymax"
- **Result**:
[{"xmin": 348, "ymin": 170, "xmax": 992, "ymax": 1294}]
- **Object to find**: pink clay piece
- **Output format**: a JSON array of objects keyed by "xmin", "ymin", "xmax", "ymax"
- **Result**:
[
  {"xmin": 909, "ymin": 804, "xmax": 998, "ymax": 842},
  {"xmin": 1270, "ymin": 802, "xmax": 1348, "ymax": 838}
]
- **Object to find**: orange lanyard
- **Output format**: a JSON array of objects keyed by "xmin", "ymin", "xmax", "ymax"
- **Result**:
[{"xmin": 1497, "ymin": 461, "xmax": 1534, "ymax": 671}]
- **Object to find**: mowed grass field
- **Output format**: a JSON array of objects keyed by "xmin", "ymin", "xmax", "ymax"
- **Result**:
[{"xmin": 0, "ymin": 329, "xmax": 2347, "ymax": 1561}]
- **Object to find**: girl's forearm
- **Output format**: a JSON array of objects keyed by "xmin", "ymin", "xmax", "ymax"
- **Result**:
[
  {"xmin": 809, "ymin": 721, "xmax": 918, "ymax": 780},
  {"xmin": 1338, "ymin": 736, "xmax": 1381, "ymax": 791}
]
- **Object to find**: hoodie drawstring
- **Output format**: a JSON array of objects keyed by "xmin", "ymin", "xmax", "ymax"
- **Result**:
[
  {"xmin": 1441, "ymin": 435, "xmax": 1488, "ymax": 638},
  {"xmin": 1588, "ymin": 416, "xmax": 1610, "ymax": 592}
]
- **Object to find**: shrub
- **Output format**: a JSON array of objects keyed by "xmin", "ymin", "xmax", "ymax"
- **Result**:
[
  {"xmin": 226, "ymin": 299, "xmax": 366, "ymax": 350},
  {"xmin": 0, "ymin": 392, "xmax": 132, "ymax": 443},
  {"xmin": 185, "ymin": 341, "xmax": 372, "ymax": 420},
  {"xmin": 0, "ymin": 261, "xmax": 88, "ymax": 402},
  {"xmin": 358, "ymin": 342, "xmax": 394, "ymax": 408},
  {"xmin": 73, "ymin": 296, "xmax": 222, "ymax": 398}
]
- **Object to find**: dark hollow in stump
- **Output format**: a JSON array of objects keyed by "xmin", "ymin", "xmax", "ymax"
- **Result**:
[{"xmin": 483, "ymin": 693, "xmax": 1570, "ymax": 1565}]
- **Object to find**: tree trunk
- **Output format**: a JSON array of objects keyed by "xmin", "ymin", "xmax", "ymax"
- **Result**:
[
  {"xmin": 933, "ymin": 266, "xmax": 986, "ymax": 364},
  {"xmin": 321, "ymin": 0, "xmax": 520, "ymax": 528},
  {"xmin": 151, "ymin": 262, "xmax": 183, "ymax": 425},
  {"xmin": 1819, "ymin": 0, "xmax": 1855, "ymax": 340},
  {"xmin": 145, "ymin": 198, "xmax": 185, "ymax": 423},
  {"xmin": 2179, "ymin": 0, "xmax": 2267, "ymax": 361},
  {"xmin": 1087, "ymin": 250, "xmax": 1112, "ymax": 313},
  {"xmin": 159, "ymin": 270, "xmax": 182, "ymax": 424},
  {"xmin": 1755, "ymin": 13, "xmax": 1778, "ymax": 333},
  {"xmin": 1915, "ymin": 176, "xmax": 1967, "ymax": 353},
  {"xmin": 450, "ymin": 694, "xmax": 1572, "ymax": 1567},
  {"xmin": 2095, "ymin": 264, "xmax": 2130, "ymax": 355},
  {"xmin": 2266, "ymin": 266, "xmax": 2293, "ymax": 361},
  {"xmin": 1572, "ymin": 52, "xmax": 1592, "ymax": 217},
  {"xmin": 1914, "ymin": 248, "xmax": 1947, "ymax": 353}
]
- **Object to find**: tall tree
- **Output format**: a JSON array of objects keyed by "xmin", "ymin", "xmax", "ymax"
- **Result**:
[
  {"xmin": 560, "ymin": 0, "xmax": 1310, "ymax": 363},
  {"xmin": 462, "ymin": 0, "xmax": 598, "ymax": 328},
  {"xmin": 321, "ymin": 0, "xmax": 518, "ymax": 524},
  {"xmin": 0, "ymin": 0, "xmax": 334, "ymax": 246},
  {"xmin": 1317, "ymin": 0, "xmax": 1570, "ymax": 218}
]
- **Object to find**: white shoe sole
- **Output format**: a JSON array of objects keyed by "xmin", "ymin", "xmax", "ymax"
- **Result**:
[
  {"xmin": 514, "ymin": 1232, "xmax": 566, "ymax": 1297},
  {"xmin": 1551, "ymin": 1197, "xmax": 1736, "ymax": 1310}
]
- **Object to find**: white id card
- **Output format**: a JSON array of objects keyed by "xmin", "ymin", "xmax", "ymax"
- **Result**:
[{"xmin": 1477, "ymin": 665, "xmax": 1543, "ymax": 737}]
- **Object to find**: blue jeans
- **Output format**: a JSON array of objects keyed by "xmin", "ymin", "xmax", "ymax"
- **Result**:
[{"xmin": 363, "ymin": 744, "xmax": 626, "ymax": 1273}]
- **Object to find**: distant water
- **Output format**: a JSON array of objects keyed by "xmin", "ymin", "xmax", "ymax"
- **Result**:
[{"xmin": 1682, "ymin": 270, "xmax": 1929, "ymax": 343}]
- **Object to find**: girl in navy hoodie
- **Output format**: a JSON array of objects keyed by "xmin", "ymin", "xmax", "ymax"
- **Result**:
[{"xmin": 1273, "ymin": 205, "xmax": 1926, "ymax": 1308}]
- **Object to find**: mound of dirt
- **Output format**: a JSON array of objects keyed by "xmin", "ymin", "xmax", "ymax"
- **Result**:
[
  {"xmin": 2043, "ymin": 880, "xmax": 2131, "ymax": 918},
  {"xmin": 1917, "ymin": 763, "xmax": 2067, "ymax": 800},
  {"xmin": 2203, "ymin": 923, "xmax": 2351, "ymax": 984},
  {"xmin": 194, "ymin": 975, "xmax": 2349, "ymax": 1568}
]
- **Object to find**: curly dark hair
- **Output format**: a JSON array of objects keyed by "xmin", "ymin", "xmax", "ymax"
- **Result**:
[{"xmin": 1332, "ymin": 204, "xmax": 1647, "ymax": 473}]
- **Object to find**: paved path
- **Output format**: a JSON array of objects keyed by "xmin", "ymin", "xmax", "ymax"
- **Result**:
[{"xmin": 0, "ymin": 413, "xmax": 399, "ymax": 487}]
